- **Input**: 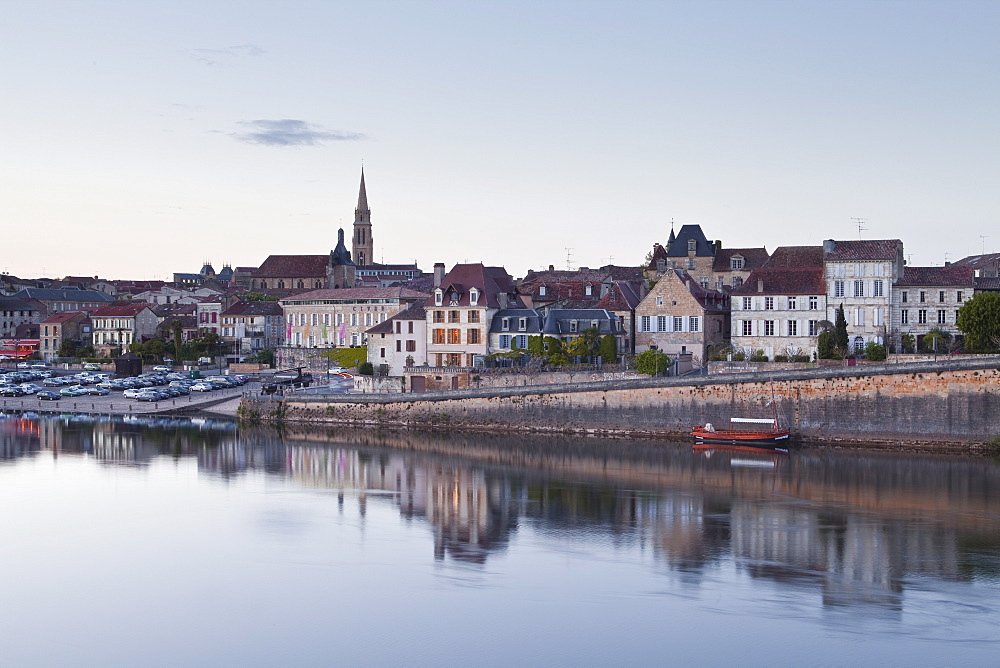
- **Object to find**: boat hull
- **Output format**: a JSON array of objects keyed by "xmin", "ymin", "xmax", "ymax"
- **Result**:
[{"xmin": 691, "ymin": 427, "xmax": 790, "ymax": 445}]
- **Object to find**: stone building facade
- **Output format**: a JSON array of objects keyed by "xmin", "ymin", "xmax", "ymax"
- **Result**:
[
  {"xmin": 893, "ymin": 265, "xmax": 975, "ymax": 351},
  {"xmin": 634, "ymin": 269, "xmax": 730, "ymax": 362}
]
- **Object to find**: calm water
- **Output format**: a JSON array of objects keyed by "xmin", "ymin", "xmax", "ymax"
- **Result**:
[{"xmin": 1, "ymin": 413, "xmax": 998, "ymax": 666}]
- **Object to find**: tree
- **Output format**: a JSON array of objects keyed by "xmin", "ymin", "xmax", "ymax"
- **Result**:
[
  {"xmin": 900, "ymin": 333, "xmax": 916, "ymax": 353},
  {"xmin": 921, "ymin": 327, "xmax": 952, "ymax": 353},
  {"xmin": 58, "ymin": 338, "xmax": 79, "ymax": 358},
  {"xmin": 171, "ymin": 320, "xmax": 183, "ymax": 362},
  {"xmin": 864, "ymin": 341, "xmax": 887, "ymax": 361},
  {"xmin": 956, "ymin": 292, "xmax": 1000, "ymax": 353},
  {"xmin": 599, "ymin": 334, "xmax": 618, "ymax": 364},
  {"xmin": 358, "ymin": 361, "xmax": 374, "ymax": 375},
  {"xmin": 634, "ymin": 349, "xmax": 670, "ymax": 375},
  {"xmin": 566, "ymin": 326, "xmax": 601, "ymax": 360},
  {"xmin": 255, "ymin": 349, "xmax": 275, "ymax": 366},
  {"xmin": 817, "ymin": 331, "xmax": 836, "ymax": 359},
  {"xmin": 527, "ymin": 335, "xmax": 544, "ymax": 356},
  {"xmin": 834, "ymin": 304, "xmax": 849, "ymax": 355}
]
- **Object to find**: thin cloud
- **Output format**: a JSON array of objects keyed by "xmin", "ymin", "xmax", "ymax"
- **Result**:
[
  {"xmin": 233, "ymin": 119, "xmax": 367, "ymax": 147},
  {"xmin": 192, "ymin": 44, "xmax": 265, "ymax": 65}
]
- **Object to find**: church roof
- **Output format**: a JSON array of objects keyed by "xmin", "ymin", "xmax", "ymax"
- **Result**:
[
  {"xmin": 357, "ymin": 169, "xmax": 368, "ymax": 213},
  {"xmin": 254, "ymin": 255, "xmax": 329, "ymax": 278},
  {"xmin": 330, "ymin": 228, "xmax": 355, "ymax": 266}
]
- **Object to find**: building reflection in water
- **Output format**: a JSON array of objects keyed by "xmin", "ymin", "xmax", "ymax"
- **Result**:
[{"xmin": 1, "ymin": 412, "xmax": 998, "ymax": 610}]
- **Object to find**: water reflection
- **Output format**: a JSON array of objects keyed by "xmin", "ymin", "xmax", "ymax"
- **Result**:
[{"xmin": 2, "ymin": 410, "xmax": 999, "ymax": 616}]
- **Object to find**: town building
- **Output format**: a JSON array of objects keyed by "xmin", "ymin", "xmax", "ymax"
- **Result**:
[
  {"xmin": 489, "ymin": 309, "xmax": 544, "ymax": 352},
  {"xmin": 0, "ymin": 297, "xmax": 40, "ymax": 338},
  {"xmin": 426, "ymin": 263, "xmax": 523, "ymax": 367},
  {"xmin": 634, "ymin": 269, "xmax": 730, "ymax": 362},
  {"xmin": 39, "ymin": 312, "xmax": 92, "ymax": 362},
  {"xmin": 90, "ymin": 302, "xmax": 159, "ymax": 356},
  {"xmin": 711, "ymin": 247, "xmax": 770, "ymax": 291},
  {"xmin": 822, "ymin": 239, "xmax": 904, "ymax": 354},
  {"xmin": 893, "ymin": 265, "xmax": 975, "ymax": 351},
  {"xmin": 280, "ymin": 287, "xmax": 429, "ymax": 349},
  {"xmin": 730, "ymin": 247, "xmax": 827, "ymax": 360},
  {"xmin": 952, "ymin": 253, "xmax": 1000, "ymax": 278},
  {"xmin": 220, "ymin": 300, "xmax": 285, "ymax": 360},
  {"xmin": 646, "ymin": 224, "xmax": 719, "ymax": 288},
  {"xmin": 365, "ymin": 304, "xmax": 428, "ymax": 373},
  {"xmin": 11, "ymin": 287, "xmax": 115, "ymax": 316}
]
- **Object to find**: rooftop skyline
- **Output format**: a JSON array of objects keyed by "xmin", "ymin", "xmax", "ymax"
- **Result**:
[{"xmin": 2, "ymin": 1, "xmax": 998, "ymax": 280}]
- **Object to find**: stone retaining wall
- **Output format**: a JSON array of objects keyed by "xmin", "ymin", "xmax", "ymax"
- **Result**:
[{"xmin": 255, "ymin": 356, "xmax": 1000, "ymax": 445}]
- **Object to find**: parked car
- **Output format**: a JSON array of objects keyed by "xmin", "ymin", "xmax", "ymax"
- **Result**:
[
  {"xmin": 85, "ymin": 386, "xmax": 110, "ymax": 396},
  {"xmin": 19, "ymin": 383, "xmax": 41, "ymax": 395},
  {"xmin": 123, "ymin": 388, "xmax": 147, "ymax": 399},
  {"xmin": 60, "ymin": 386, "xmax": 89, "ymax": 397},
  {"xmin": 0, "ymin": 386, "xmax": 26, "ymax": 397},
  {"xmin": 190, "ymin": 383, "xmax": 214, "ymax": 392},
  {"xmin": 83, "ymin": 363, "xmax": 101, "ymax": 371},
  {"xmin": 37, "ymin": 391, "xmax": 61, "ymax": 401},
  {"xmin": 152, "ymin": 365, "xmax": 172, "ymax": 373}
]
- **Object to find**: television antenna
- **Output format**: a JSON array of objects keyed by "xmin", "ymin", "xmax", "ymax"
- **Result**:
[
  {"xmin": 981, "ymin": 235, "xmax": 989, "ymax": 254},
  {"xmin": 851, "ymin": 217, "xmax": 867, "ymax": 239},
  {"xmin": 564, "ymin": 247, "xmax": 574, "ymax": 271}
]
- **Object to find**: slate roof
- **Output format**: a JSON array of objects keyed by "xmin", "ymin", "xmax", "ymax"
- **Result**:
[
  {"xmin": 541, "ymin": 309, "xmax": 621, "ymax": 335},
  {"xmin": 222, "ymin": 301, "xmax": 284, "ymax": 316},
  {"xmin": 282, "ymin": 287, "xmax": 429, "ymax": 303},
  {"xmin": 12, "ymin": 287, "xmax": 115, "ymax": 303},
  {"xmin": 823, "ymin": 239, "xmax": 902, "ymax": 261},
  {"xmin": 92, "ymin": 302, "xmax": 155, "ymax": 317},
  {"xmin": 713, "ymin": 248, "xmax": 770, "ymax": 272},
  {"xmin": 665, "ymin": 225, "xmax": 716, "ymax": 258},
  {"xmin": 0, "ymin": 297, "xmax": 38, "ymax": 311},
  {"xmin": 254, "ymin": 255, "xmax": 329, "ymax": 278},
  {"xmin": 365, "ymin": 304, "xmax": 427, "ymax": 335},
  {"xmin": 155, "ymin": 316, "xmax": 198, "ymax": 335},
  {"xmin": 489, "ymin": 309, "xmax": 544, "ymax": 334},
  {"xmin": 731, "ymin": 268, "xmax": 826, "ymax": 296},
  {"xmin": 151, "ymin": 304, "xmax": 197, "ymax": 318},
  {"xmin": 433, "ymin": 264, "xmax": 522, "ymax": 309},
  {"xmin": 762, "ymin": 246, "xmax": 824, "ymax": 268},
  {"xmin": 897, "ymin": 266, "xmax": 975, "ymax": 287},
  {"xmin": 975, "ymin": 277, "xmax": 1000, "ymax": 291},
  {"xmin": 596, "ymin": 281, "xmax": 643, "ymax": 311}
]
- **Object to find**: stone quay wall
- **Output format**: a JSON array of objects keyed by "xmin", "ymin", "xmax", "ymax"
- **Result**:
[{"xmin": 247, "ymin": 356, "xmax": 1000, "ymax": 446}]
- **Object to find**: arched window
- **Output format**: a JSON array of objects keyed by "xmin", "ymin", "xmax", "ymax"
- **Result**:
[
  {"xmin": 260, "ymin": 281, "xmax": 267, "ymax": 289},
  {"xmin": 278, "ymin": 281, "xmax": 285, "ymax": 289},
  {"xmin": 297, "ymin": 280, "xmax": 304, "ymax": 288},
  {"xmin": 854, "ymin": 336, "xmax": 865, "ymax": 354}
]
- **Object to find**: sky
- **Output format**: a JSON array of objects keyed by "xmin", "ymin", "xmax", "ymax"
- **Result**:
[{"xmin": 2, "ymin": 1, "xmax": 998, "ymax": 281}]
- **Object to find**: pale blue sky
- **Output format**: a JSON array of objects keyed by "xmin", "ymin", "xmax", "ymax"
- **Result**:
[{"xmin": 2, "ymin": 1, "xmax": 998, "ymax": 280}]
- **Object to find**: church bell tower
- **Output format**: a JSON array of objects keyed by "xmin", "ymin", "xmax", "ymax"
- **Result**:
[{"xmin": 352, "ymin": 169, "xmax": 373, "ymax": 267}]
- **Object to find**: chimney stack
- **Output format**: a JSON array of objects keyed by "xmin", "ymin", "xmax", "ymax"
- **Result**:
[
  {"xmin": 757, "ymin": 280, "xmax": 764, "ymax": 292},
  {"xmin": 433, "ymin": 262, "xmax": 445, "ymax": 288}
]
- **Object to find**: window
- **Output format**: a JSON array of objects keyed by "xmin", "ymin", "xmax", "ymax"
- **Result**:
[
  {"xmin": 365, "ymin": 313, "xmax": 373, "ymax": 327},
  {"xmin": 469, "ymin": 288, "xmax": 479, "ymax": 306},
  {"xmin": 673, "ymin": 316, "xmax": 684, "ymax": 332},
  {"xmin": 539, "ymin": 286, "xmax": 546, "ymax": 297},
  {"xmin": 854, "ymin": 336, "xmax": 865, "ymax": 354},
  {"xmin": 380, "ymin": 347, "xmax": 386, "ymax": 358},
  {"xmin": 499, "ymin": 335, "xmax": 511, "ymax": 349},
  {"xmin": 764, "ymin": 320, "xmax": 775, "ymax": 336},
  {"xmin": 656, "ymin": 296, "xmax": 663, "ymax": 306},
  {"xmin": 518, "ymin": 317, "xmax": 527, "ymax": 330},
  {"xmin": 515, "ymin": 335, "xmax": 528, "ymax": 349},
  {"xmin": 656, "ymin": 316, "xmax": 667, "ymax": 332},
  {"xmin": 406, "ymin": 340, "xmax": 416, "ymax": 352},
  {"xmin": 919, "ymin": 291, "xmax": 926, "ymax": 303},
  {"xmin": 468, "ymin": 311, "xmax": 480, "ymax": 323},
  {"xmin": 350, "ymin": 314, "xmax": 358, "ymax": 326},
  {"xmin": 788, "ymin": 320, "xmax": 798, "ymax": 336},
  {"xmin": 855, "ymin": 309, "xmax": 865, "ymax": 326},
  {"xmin": 433, "ymin": 329, "xmax": 445, "ymax": 344},
  {"xmin": 689, "ymin": 316, "xmax": 700, "ymax": 332},
  {"xmin": 939, "ymin": 291, "xmax": 946, "ymax": 303},
  {"xmin": 311, "ymin": 313, "xmax": 318, "ymax": 326},
  {"xmin": 742, "ymin": 297, "xmax": 752, "ymax": 310},
  {"xmin": 585, "ymin": 285, "xmax": 592, "ymax": 296},
  {"xmin": 408, "ymin": 321, "xmax": 414, "ymax": 334},
  {"xmin": 731, "ymin": 256, "xmax": 744, "ymax": 270},
  {"xmin": 700, "ymin": 277, "xmax": 709, "ymax": 289},
  {"xmin": 396, "ymin": 341, "xmax": 401, "ymax": 352},
  {"xmin": 937, "ymin": 309, "xmax": 947, "ymax": 324},
  {"xmin": 874, "ymin": 280, "xmax": 884, "ymax": 298},
  {"xmin": 395, "ymin": 321, "xmax": 401, "ymax": 334},
  {"xmin": 447, "ymin": 329, "xmax": 461, "ymax": 344},
  {"xmin": 834, "ymin": 281, "xmax": 844, "ymax": 298},
  {"xmin": 433, "ymin": 311, "xmax": 445, "ymax": 323},
  {"xmin": 902, "ymin": 291, "xmax": 908, "ymax": 303},
  {"xmin": 324, "ymin": 314, "xmax": 331, "ymax": 326},
  {"xmin": 687, "ymin": 258, "xmax": 695, "ymax": 270},
  {"xmin": 874, "ymin": 308, "xmax": 883, "ymax": 327},
  {"xmin": 640, "ymin": 316, "xmax": 651, "ymax": 332},
  {"xmin": 855, "ymin": 263, "xmax": 865, "ymax": 277},
  {"xmin": 764, "ymin": 297, "xmax": 774, "ymax": 310},
  {"xmin": 468, "ymin": 329, "xmax": 481, "ymax": 344},
  {"xmin": 449, "ymin": 310, "xmax": 461, "ymax": 323},
  {"xmin": 957, "ymin": 291, "xmax": 964, "ymax": 303},
  {"xmin": 854, "ymin": 280, "xmax": 865, "ymax": 298},
  {"xmin": 742, "ymin": 320, "xmax": 752, "ymax": 336},
  {"xmin": 434, "ymin": 289, "xmax": 443, "ymax": 306},
  {"xmin": 901, "ymin": 309, "xmax": 909, "ymax": 325},
  {"xmin": 688, "ymin": 239, "xmax": 697, "ymax": 253},
  {"xmin": 732, "ymin": 276, "xmax": 744, "ymax": 289},
  {"xmin": 808, "ymin": 320, "xmax": 818, "ymax": 336},
  {"xmin": 787, "ymin": 297, "xmax": 797, "ymax": 310},
  {"xmin": 569, "ymin": 320, "xmax": 578, "ymax": 333},
  {"xmin": 809, "ymin": 296, "xmax": 818, "ymax": 310},
  {"xmin": 501, "ymin": 318, "xmax": 510, "ymax": 331},
  {"xmin": 918, "ymin": 309, "xmax": 927, "ymax": 324}
]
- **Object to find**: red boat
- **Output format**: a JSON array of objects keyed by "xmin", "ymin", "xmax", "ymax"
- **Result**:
[{"xmin": 692, "ymin": 418, "xmax": 790, "ymax": 444}]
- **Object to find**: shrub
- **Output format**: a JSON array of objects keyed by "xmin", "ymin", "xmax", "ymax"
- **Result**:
[
  {"xmin": 864, "ymin": 342, "xmax": 887, "ymax": 362},
  {"xmin": 774, "ymin": 355, "xmax": 789, "ymax": 363},
  {"xmin": 634, "ymin": 349, "xmax": 670, "ymax": 375},
  {"xmin": 357, "ymin": 361, "xmax": 374, "ymax": 375},
  {"xmin": 749, "ymin": 350, "xmax": 768, "ymax": 363}
]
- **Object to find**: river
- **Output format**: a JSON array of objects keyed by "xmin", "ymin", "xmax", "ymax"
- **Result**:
[{"xmin": 1, "ymin": 412, "xmax": 998, "ymax": 666}]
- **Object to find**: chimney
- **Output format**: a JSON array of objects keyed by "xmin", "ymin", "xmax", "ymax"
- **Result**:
[
  {"xmin": 433, "ymin": 263, "xmax": 445, "ymax": 288},
  {"xmin": 757, "ymin": 280, "xmax": 764, "ymax": 292},
  {"xmin": 549, "ymin": 264, "xmax": 555, "ymax": 271},
  {"xmin": 823, "ymin": 239, "xmax": 835, "ymax": 254}
]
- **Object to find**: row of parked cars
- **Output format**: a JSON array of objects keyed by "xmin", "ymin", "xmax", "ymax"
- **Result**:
[{"xmin": 0, "ymin": 368, "xmax": 249, "ymax": 402}]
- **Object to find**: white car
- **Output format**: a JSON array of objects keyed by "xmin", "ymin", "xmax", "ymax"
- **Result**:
[
  {"xmin": 190, "ymin": 383, "xmax": 214, "ymax": 392},
  {"xmin": 152, "ymin": 365, "xmax": 172, "ymax": 373},
  {"xmin": 123, "ymin": 388, "xmax": 148, "ymax": 399}
]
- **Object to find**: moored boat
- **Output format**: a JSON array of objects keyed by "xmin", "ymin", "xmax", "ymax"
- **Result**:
[{"xmin": 692, "ymin": 418, "xmax": 790, "ymax": 444}]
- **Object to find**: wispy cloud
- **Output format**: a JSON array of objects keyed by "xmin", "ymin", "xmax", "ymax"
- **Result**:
[
  {"xmin": 232, "ymin": 119, "xmax": 367, "ymax": 147},
  {"xmin": 192, "ymin": 44, "xmax": 265, "ymax": 65}
]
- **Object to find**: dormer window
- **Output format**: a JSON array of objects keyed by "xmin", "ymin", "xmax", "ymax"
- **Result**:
[
  {"xmin": 501, "ymin": 318, "xmax": 510, "ymax": 331},
  {"xmin": 688, "ymin": 239, "xmax": 697, "ymax": 254},
  {"xmin": 539, "ymin": 286, "xmax": 546, "ymax": 297},
  {"xmin": 585, "ymin": 285, "xmax": 592, "ymax": 296},
  {"xmin": 470, "ymin": 288, "xmax": 479, "ymax": 306},
  {"xmin": 448, "ymin": 291, "xmax": 460, "ymax": 306},
  {"xmin": 434, "ymin": 289, "xmax": 443, "ymax": 306},
  {"xmin": 569, "ymin": 320, "xmax": 579, "ymax": 333},
  {"xmin": 656, "ymin": 260, "xmax": 666, "ymax": 272},
  {"xmin": 518, "ymin": 317, "xmax": 527, "ymax": 331},
  {"xmin": 731, "ymin": 256, "xmax": 744, "ymax": 270}
]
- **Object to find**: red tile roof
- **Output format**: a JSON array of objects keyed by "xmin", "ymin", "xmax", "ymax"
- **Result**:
[
  {"xmin": 281, "ymin": 287, "xmax": 429, "ymax": 302},
  {"xmin": 713, "ymin": 248, "xmax": 770, "ymax": 272},
  {"xmin": 732, "ymin": 268, "xmax": 826, "ymax": 296},
  {"xmin": 763, "ymin": 246, "xmax": 824, "ymax": 268},
  {"xmin": 92, "ymin": 302, "xmax": 154, "ymax": 316},
  {"xmin": 40, "ymin": 311, "xmax": 89, "ymax": 324},
  {"xmin": 433, "ymin": 264, "xmax": 521, "ymax": 308},
  {"xmin": 824, "ymin": 239, "xmax": 902, "ymax": 261},
  {"xmin": 254, "ymin": 255, "xmax": 328, "ymax": 278},
  {"xmin": 897, "ymin": 266, "xmax": 975, "ymax": 287}
]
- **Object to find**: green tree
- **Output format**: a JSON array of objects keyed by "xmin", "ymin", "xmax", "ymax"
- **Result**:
[
  {"xmin": 255, "ymin": 349, "xmax": 275, "ymax": 366},
  {"xmin": 864, "ymin": 341, "xmax": 887, "ymax": 361},
  {"xmin": 599, "ymin": 334, "xmax": 618, "ymax": 364},
  {"xmin": 900, "ymin": 332, "xmax": 916, "ymax": 353},
  {"xmin": 922, "ymin": 327, "xmax": 953, "ymax": 353},
  {"xmin": 57, "ymin": 338, "xmax": 79, "ymax": 358},
  {"xmin": 817, "ymin": 330, "xmax": 836, "ymax": 359},
  {"xmin": 956, "ymin": 292, "xmax": 1000, "ymax": 353},
  {"xmin": 358, "ymin": 361, "xmax": 374, "ymax": 375},
  {"xmin": 527, "ymin": 335, "xmax": 544, "ymax": 356},
  {"xmin": 834, "ymin": 304, "xmax": 849, "ymax": 354},
  {"xmin": 633, "ymin": 349, "xmax": 670, "ymax": 375},
  {"xmin": 566, "ymin": 327, "xmax": 602, "ymax": 360},
  {"xmin": 171, "ymin": 320, "xmax": 183, "ymax": 362}
]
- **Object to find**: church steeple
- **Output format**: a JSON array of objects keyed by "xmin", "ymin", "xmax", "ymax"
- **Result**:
[{"xmin": 352, "ymin": 168, "xmax": 373, "ymax": 267}]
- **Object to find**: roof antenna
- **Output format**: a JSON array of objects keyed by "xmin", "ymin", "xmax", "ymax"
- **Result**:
[
  {"xmin": 564, "ymin": 247, "xmax": 574, "ymax": 271},
  {"xmin": 980, "ymin": 235, "xmax": 989, "ymax": 255},
  {"xmin": 851, "ymin": 217, "xmax": 867, "ymax": 239}
]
